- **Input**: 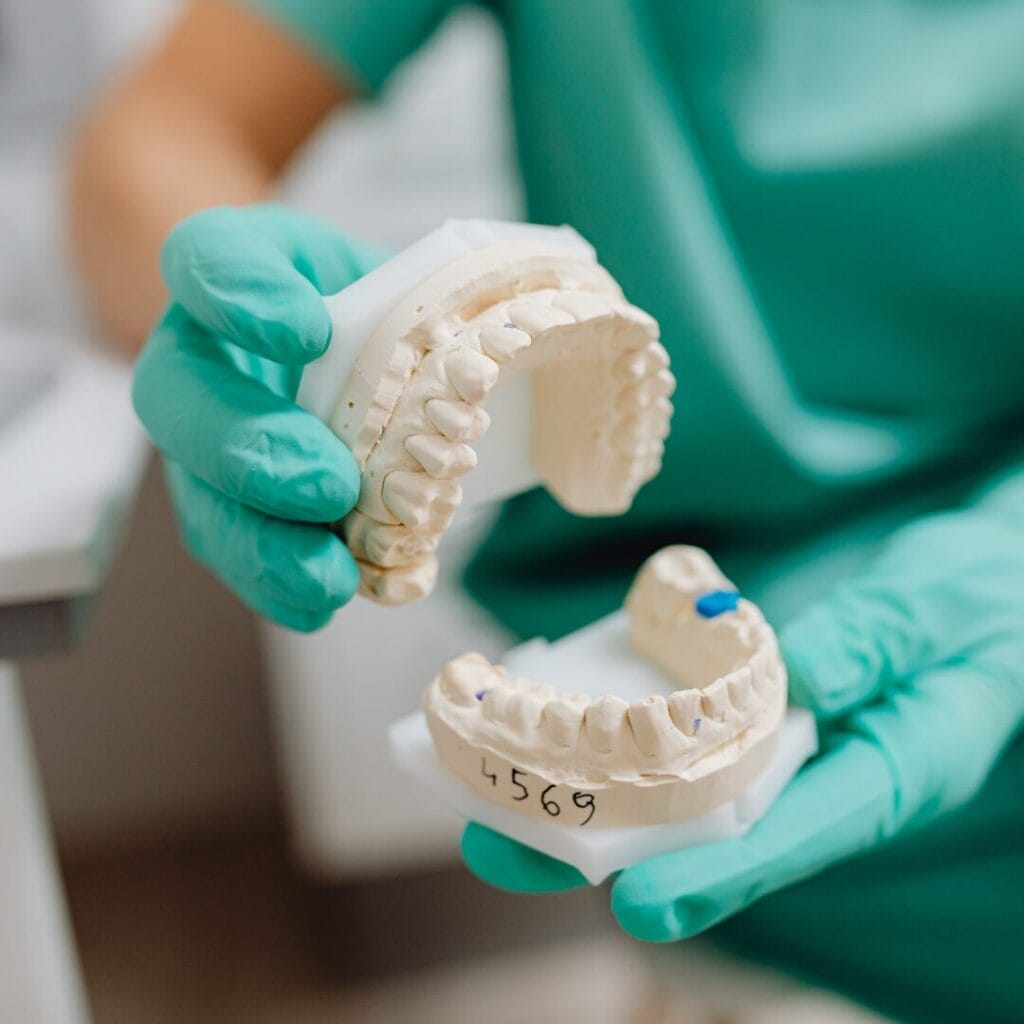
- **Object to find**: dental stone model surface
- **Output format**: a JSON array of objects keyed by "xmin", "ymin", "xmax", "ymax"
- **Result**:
[
  {"xmin": 298, "ymin": 221, "xmax": 673, "ymax": 605},
  {"xmin": 422, "ymin": 547, "xmax": 788, "ymax": 828}
]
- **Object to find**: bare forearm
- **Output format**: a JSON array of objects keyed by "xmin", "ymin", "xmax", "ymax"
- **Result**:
[
  {"xmin": 68, "ymin": 0, "xmax": 349, "ymax": 354},
  {"xmin": 70, "ymin": 79, "xmax": 270, "ymax": 351}
]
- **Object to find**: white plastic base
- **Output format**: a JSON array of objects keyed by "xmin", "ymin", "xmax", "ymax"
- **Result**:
[
  {"xmin": 297, "ymin": 219, "xmax": 595, "ymax": 510},
  {"xmin": 389, "ymin": 705, "xmax": 817, "ymax": 886}
]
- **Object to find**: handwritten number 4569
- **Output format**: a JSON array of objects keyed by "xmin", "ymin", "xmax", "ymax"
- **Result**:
[{"xmin": 481, "ymin": 758, "xmax": 596, "ymax": 826}]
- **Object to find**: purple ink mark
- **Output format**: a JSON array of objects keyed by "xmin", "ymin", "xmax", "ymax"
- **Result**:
[
  {"xmin": 693, "ymin": 717, "xmax": 702, "ymax": 733},
  {"xmin": 504, "ymin": 322, "xmax": 516, "ymax": 329},
  {"xmin": 475, "ymin": 690, "xmax": 489, "ymax": 702}
]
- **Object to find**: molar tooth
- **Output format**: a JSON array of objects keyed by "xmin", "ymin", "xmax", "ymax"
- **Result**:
[
  {"xmin": 584, "ymin": 695, "xmax": 629, "ymax": 754},
  {"xmin": 382, "ymin": 471, "xmax": 461, "ymax": 531},
  {"xmin": 505, "ymin": 689, "xmax": 546, "ymax": 731},
  {"xmin": 439, "ymin": 653, "xmax": 493, "ymax": 706},
  {"xmin": 404, "ymin": 434, "xmax": 478, "ymax": 478},
  {"xmin": 668, "ymin": 690, "xmax": 703, "ymax": 736},
  {"xmin": 506, "ymin": 302, "xmax": 575, "ymax": 335},
  {"xmin": 701, "ymin": 678, "xmax": 733, "ymax": 722},
  {"xmin": 614, "ymin": 342, "xmax": 671, "ymax": 381},
  {"xmin": 725, "ymin": 665, "xmax": 753, "ymax": 712},
  {"xmin": 480, "ymin": 686, "xmax": 512, "ymax": 723},
  {"xmin": 424, "ymin": 398, "xmax": 491, "ymax": 442},
  {"xmin": 480, "ymin": 325, "xmax": 531, "ymax": 362},
  {"xmin": 623, "ymin": 369, "xmax": 677, "ymax": 408},
  {"xmin": 346, "ymin": 512, "xmax": 437, "ymax": 568},
  {"xmin": 541, "ymin": 698, "xmax": 584, "ymax": 748},
  {"xmin": 551, "ymin": 292, "xmax": 611, "ymax": 321},
  {"xmin": 357, "ymin": 557, "xmax": 438, "ymax": 605},
  {"xmin": 627, "ymin": 696, "xmax": 686, "ymax": 759},
  {"xmin": 445, "ymin": 349, "xmax": 499, "ymax": 403}
]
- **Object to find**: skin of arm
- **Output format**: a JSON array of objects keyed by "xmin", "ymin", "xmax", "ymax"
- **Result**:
[{"xmin": 69, "ymin": 0, "xmax": 350, "ymax": 353}]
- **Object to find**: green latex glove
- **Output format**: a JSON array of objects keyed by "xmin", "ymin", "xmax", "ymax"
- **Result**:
[
  {"xmin": 461, "ymin": 505, "xmax": 1024, "ymax": 941},
  {"xmin": 133, "ymin": 204, "xmax": 386, "ymax": 631}
]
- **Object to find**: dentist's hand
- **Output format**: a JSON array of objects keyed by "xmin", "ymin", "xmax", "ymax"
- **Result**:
[
  {"xmin": 133, "ymin": 204, "xmax": 386, "ymax": 631},
  {"xmin": 462, "ymin": 508, "xmax": 1024, "ymax": 940}
]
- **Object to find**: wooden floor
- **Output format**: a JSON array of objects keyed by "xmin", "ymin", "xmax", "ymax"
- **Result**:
[{"xmin": 63, "ymin": 829, "xmax": 891, "ymax": 1024}]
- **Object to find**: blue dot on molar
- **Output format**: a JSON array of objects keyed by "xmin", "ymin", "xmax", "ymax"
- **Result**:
[
  {"xmin": 695, "ymin": 590, "xmax": 741, "ymax": 618},
  {"xmin": 693, "ymin": 717, "xmax": 702, "ymax": 733},
  {"xmin": 475, "ymin": 690, "xmax": 489, "ymax": 702}
]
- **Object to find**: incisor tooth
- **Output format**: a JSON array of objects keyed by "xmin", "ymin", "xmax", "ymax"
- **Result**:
[
  {"xmin": 480, "ymin": 325, "xmax": 531, "ymax": 362},
  {"xmin": 445, "ymin": 349, "xmax": 499, "ymax": 403},
  {"xmin": 424, "ymin": 398, "xmax": 491, "ymax": 442},
  {"xmin": 405, "ymin": 434, "xmax": 478, "ymax": 478},
  {"xmin": 382, "ymin": 470, "xmax": 461, "ymax": 530}
]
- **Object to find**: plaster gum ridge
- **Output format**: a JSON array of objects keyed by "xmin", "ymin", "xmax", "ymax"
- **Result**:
[
  {"xmin": 423, "ymin": 547, "xmax": 788, "ymax": 828},
  {"xmin": 329, "ymin": 240, "xmax": 674, "ymax": 605}
]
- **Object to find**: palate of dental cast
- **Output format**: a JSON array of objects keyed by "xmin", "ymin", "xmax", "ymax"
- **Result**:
[
  {"xmin": 422, "ymin": 547, "xmax": 788, "ymax": 828},
  {"xmin": 324, "ymin": 237, "xmax": 673, "ymax": 605}
]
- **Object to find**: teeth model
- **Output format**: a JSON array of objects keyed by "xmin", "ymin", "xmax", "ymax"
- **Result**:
[
  {"xmin": 299, "ymin": 221, "xmax": 673, "ymax": 606},
  {"xmin": 422, "ymin": 547, "xmax": 788, "ymax": 828}
]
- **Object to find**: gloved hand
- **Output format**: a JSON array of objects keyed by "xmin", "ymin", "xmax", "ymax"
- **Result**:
[
  {"xmin": 133, "ymin": 203, "xmax": 386, "ymax": 631},
  {"xmin": 462, "ymin": 505, "xmax": 1024, "ymax": 940}
]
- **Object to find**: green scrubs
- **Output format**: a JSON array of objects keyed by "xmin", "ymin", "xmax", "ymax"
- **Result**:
[{"xmin": 243, "ymin": 2, "xmax": 1024, "ymax": 1020}]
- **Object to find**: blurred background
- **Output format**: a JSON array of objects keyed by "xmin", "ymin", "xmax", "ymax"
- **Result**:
[{"xmin": 1, "ymin": 1, "xmax": 893, "ymax": 1021}]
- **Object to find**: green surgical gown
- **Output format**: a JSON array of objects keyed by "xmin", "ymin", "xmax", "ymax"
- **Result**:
[{"xmin": 240, "ymin": 2, "xmax": 1024, "ymax": 1020}]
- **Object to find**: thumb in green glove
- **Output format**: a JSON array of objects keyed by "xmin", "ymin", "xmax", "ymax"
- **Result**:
[{"xmin": 132, "ymin": 203, "xmax": 388, "ymax": 631}]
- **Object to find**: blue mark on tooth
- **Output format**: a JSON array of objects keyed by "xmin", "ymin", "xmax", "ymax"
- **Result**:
[
  {"xmin": 475, "ymin": 690, "xmax": 488, "ymax": 701},
  {"xmin": 695, "ymin": 590, "xmax": 741, "ymax": 618},
  {"xmin": 693, "ymin": 717, "xmax": 702, "ymax": 732}
]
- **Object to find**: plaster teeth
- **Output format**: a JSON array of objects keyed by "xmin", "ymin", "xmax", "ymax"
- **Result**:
[
  {"xmin": 667, "ymin": 690, "xmax": 703, "ymax": 735},
  {"xmin": 505, "ymin": 689, "xmax": 546, "ymax": 731},
  {"xmin": 346, "ymin": 512, "xmax": 437, "ymax": 568},
  {"xmin": 700, "ymin": 678, "xmax": 733, "ymax": 722},
  {"xmin": 506, "ymin": 302, "xmax": 575, "ymax": 335},
  {"xmin": 440, "ymin": 654, "xmax": 492, "ymax": 706},
  {"xmin": 382, "ymin": 470, "xmax": 461, "ymax": 531},
  {"xmin": 444, "ymin": 349, "xmax": 499, "ymax": 403},
  {"xmin": 422, "ymin": 545, "xmax": 788, "ymax": 827},
  {"xmin": 551, "ymin": 292, "xmax": 610, "ymax": 321},
  {"xmin": 424, "ymin": 399, "xmax": 490, "ymax": 442},
  {"xmin": 326, "ymin": 234, "xmax": 671, "ymax": 605},
  {"xmin": 623, "ymin": 369, "xmax": 677, "ymax": 408},
  {"xmin": 541, "ymin": 698, "xmax": 585, "ymax": 748},
  {"xmin": 628, "ymin": 696, "xmax": 688, "ymax": 760},
  {"xmin": 480, "ymin": 325, "xmax": 532, "ymax": 362},
  {"xmin": 404, "ymin": 434, "xmax": 478, "ymax": 478},
  {"xmin": 614, "ymin": 342, "xmax": 671, "ymax": 382},
  {"xmin": 357, "ymin": 557, "xmax": 437, "ymax": 606},
  {"xmin": 584, "ymin": 695, "xmax": 629, "ymax": 754},
  {"xmin": 614, "ymin": 414, "xmax": 660, "ymax": 451},
  {"xmin": 725, "ymin": 666, "xmax": 754, "ymax": 712},
  {"xmin": 480, "ymin": 687, "xmax": 512, "ymax": 723}
]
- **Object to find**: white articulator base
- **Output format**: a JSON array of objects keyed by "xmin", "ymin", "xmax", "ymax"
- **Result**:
[{"xmin": 390, "ymin": 704, "xmax": 817, "ymax": 886}]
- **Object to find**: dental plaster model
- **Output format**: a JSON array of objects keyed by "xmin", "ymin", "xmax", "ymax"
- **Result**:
[
  {"xmin": 298, "ymin": 221, "xmax": 673, "ymax": 606},
  {"xmin": 422, "ymin": 547, "xmax": 788, "ymax": 828}
]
